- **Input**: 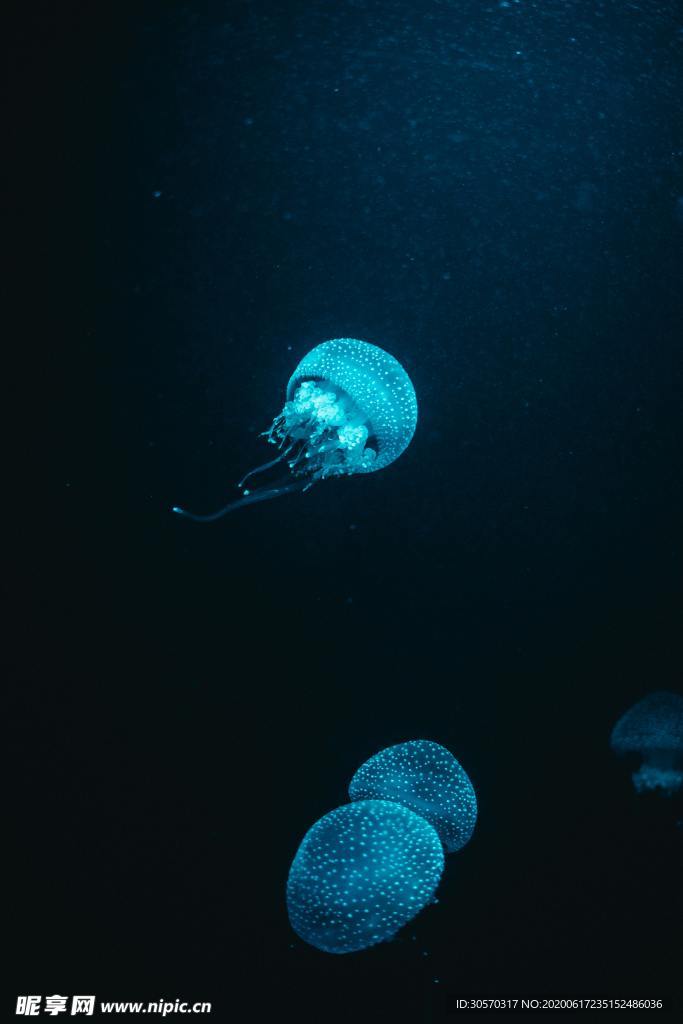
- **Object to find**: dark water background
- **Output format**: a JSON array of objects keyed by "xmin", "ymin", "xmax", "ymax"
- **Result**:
[{"xmin": 9, "ymin": 0, "xmax": 682, "ymax": 1019}]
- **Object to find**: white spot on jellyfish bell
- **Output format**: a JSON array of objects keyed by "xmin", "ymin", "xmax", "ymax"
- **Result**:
[
  {"xmin": 610, "ymin": 691, "xmax": 683, "ymax": 795},
  {"xmin": 286, "ymin": 800, "xmax": 444, "ymax": 954},
  {"xmin": 348, "ymin": 740, "xmax": 478, "ymax": 853},
  {"xmin": 172, "ymin": 338, "xmax": 417, "ymax": 521}
]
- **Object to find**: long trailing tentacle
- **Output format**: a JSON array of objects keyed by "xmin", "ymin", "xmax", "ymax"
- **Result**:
[
  {"xmin": 173, "ymin": 379, "xmax": 365, "ymax": 523},
  {"xmin": 171, "ymin": 478, "xmax": 308, "ymax": 523}
]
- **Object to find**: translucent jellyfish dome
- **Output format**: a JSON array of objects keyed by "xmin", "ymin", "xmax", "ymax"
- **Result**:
[
  {"xmin": 610, "ymin": 691, "xmax": 683, "ymax": 795},
  {"xmin": 348, "ymin": 740, "xmax": 478, "ymax": 853},
  {"xmin": 173, "ymin": 337, "xmax": 418, "ymax": 521},
  {"xmin": 286, "ymin": 800, "xmax": 444, "ymax": 955}
]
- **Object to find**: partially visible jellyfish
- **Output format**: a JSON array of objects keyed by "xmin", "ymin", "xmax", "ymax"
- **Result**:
[
  {"xmin": 348, "ymin": 740, "xmax": 477, "ymax": 853},
  {"xmin": 610, "ymin": 691, "xmax": 683, "ymax": 795},
  {"xmin": 173, "ymin": 338, "xmax": 418, "ymax": 521},
  {"xmin": 286, "ymin": 800, "xmax": 444, "ymax": 954}
]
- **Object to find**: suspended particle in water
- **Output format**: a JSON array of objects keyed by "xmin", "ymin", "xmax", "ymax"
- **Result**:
[
  {"xmin": 172, "ymin": 338, "xmax": 418, "ymax": 521},
  {"xmin": 348, "ymin": 740, "xmax": 477, "ymax": 853},
  {"xmin": 286, "ymin": 800, "xmax": 444, "ymax": 954},
  {"xmin": 610, "ymin": 691, "xmax": 683, "ymax": 795}
]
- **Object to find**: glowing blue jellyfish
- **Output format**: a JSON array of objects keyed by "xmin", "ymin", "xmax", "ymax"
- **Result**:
[
  {"xmin": 286, "ymin": 800, "xmax": 444, "ymax": 954},
  {"xmin": 610, "ymin": 691, "xmax": 683, "ymax": 795},
  {"xmin": 173, "ymin": 338, "xmax": 418, "ymax": 521},
  {"xmin": 348, "ymin": 740, "xmax": 478, "ymax": 853}
]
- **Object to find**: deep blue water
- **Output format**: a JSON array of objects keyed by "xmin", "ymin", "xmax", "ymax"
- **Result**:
[{"xmin": 9, "ymin": 1, "xmax": 682, "ymax": 1019}]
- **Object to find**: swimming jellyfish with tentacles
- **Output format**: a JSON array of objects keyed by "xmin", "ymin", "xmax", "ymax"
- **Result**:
[{"xmin": 172, "ymin": 338, "xmax": 418, "ymax": 521}]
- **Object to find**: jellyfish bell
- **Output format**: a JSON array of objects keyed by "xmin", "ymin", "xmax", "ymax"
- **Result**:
[
  {"xmin": 610, "ymin": 691, "xmax": 683, "ymax": 795},
  {"xmin": 348, "ymin": 740, "xmax": 478, "ymax": 854},
  {"xmin": 286, "ymin": 799, "xmax": 444, "ymax": 954},
  {"xmin": 172, "ymin": 338, "xmax": 418, "ymax": 521}
]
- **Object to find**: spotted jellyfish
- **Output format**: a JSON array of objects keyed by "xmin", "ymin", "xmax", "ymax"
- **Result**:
[
  {"xmin": 173, "ymin": 338, "xmax": 418, "ymax": 521},
  {"xmin": 348, "ymin": 739, "xmax": 478, "ymax": 853},
  {"xmin": 286, "ymin": 800, "xmax": 444, "ymax": 954},
  {"xmin": 286, "ymin": 740, "xmax": 478, "ymax": 954}
]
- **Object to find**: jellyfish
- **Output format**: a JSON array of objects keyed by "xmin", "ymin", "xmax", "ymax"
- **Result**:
[
  {"xmin": 172, "ymin": 337, "xmax": 418, "ymax": 521},
  {"xmin": 286, "ymin": 800, "xmax": 444, "ymax": 954},
  {"xmin": 610, "ymin": 691, "xmax": 683, "ymax": 795},
  {"xmin": 348, "ymin": 740, "xmax": 478, "ymax": 853}
]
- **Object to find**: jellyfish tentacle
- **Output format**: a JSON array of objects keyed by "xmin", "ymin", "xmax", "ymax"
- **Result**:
[
  {"xmin": 237, "ymin": 444, "xmax": 294, "ymax": 488},
  {"xmin": 287, "ymin": 443, "xmax": 312, "ymax": 471},
  {"xmin": 172, "ymin": 478, "xmax": 307, "ymax": 523},
  {"xmin": 261, "ymin": 415, "xmax": 288, "ymax": 445}
]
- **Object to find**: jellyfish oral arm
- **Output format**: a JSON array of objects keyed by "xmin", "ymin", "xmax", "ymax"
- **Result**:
[
  {"xmin": 610, "ymin": 691, "xmax": 683, "ymax": 795},
  {"xmin": 269, "ymin": 380, "xmax": 376, "ymax": 481},
  {"xmin": 633, "ymin": 749, "xmax": 683, "ymax": 794},
  {"xmin": 170, "ymin": 381, "xmax": 360, "ymax": 523}
]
